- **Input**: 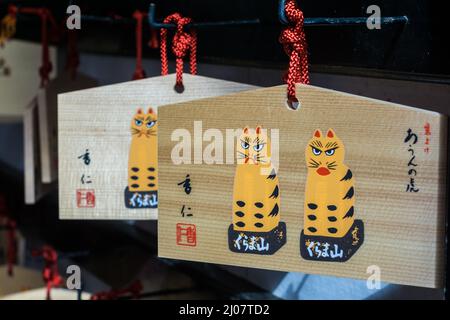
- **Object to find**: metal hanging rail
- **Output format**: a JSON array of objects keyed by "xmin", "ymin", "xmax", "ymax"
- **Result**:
[
  {"xmin": 147, "ymin": 3, "xmax": 260, "ymax": 29},
  {"xmin": 5, "ymin": 2, "xmax": 409, "ymax": 30},
  {"xmin": 148, "ymin": 1, "xmax": 408, "ymax": 29},
  {"xmin": 278, "ymin": 0, "xmax": 408, "ymax": 26}
]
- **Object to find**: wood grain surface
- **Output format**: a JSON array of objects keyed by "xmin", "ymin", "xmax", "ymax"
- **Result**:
[
  {"xmin": 58, "ymin": 74, "xmax": 256, "ymax": 220},
  {"xmin": 158, "ymin": 84, "xmax": 446, "ymax": 288}
]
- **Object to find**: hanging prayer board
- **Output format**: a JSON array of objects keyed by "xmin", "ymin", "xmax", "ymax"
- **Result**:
[
  {"xmin": 0, "ymin": 266, "xmax": 44, "ymax": 297},
  {"xmin": 1, "ymin": 288, "xmax": 92, "ymax": 300},
  {"xmin": 157, "ymin": 84, "xmax": 447, "ymax": 288},
  {"xmin": 0, "ymin": 40, "xmax": 57, "ymax": 121},
  {"xmin": 58, "ymin": 74, "xmax": 256, "ymax": 220},
  {"xmin": 37, "ymin": 72, "xmax": 98, "ymax": 183},
  {"xmin": 24, "ymin": 98, "xmax": 52, "ymax": 204}
]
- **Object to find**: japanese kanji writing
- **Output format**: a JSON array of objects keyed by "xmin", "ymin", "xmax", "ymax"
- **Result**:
[
  {"xmin": 424, "ymin": 122, "xmax": 431, "ymax": 154},
  {"xmin": 305, "ymin": 241, "xmax": 343, "ymax": 259},
  {"xmin": 78, "ymin": 149, "xmax": 91, "ymax": 166},
  {"xmin": 129, "ymin": 193, "xmax": 157, "ymax": 208},
  {"xmin": 176, "ymin": 223, "xmax": 196, "ymax": 246},
  {"xmin": 232, "ymin": 234, "xmax": 270, "ymax": 253},
  {"xmin": 404, "ymin": 128, "xmax": 419, "ymax": 193},
  {"xmin": 77, "ymin": 148, "xmax": 95, "ymax": 208},
  {"xmin": 178, "ymin": 174, "xmax": 192, "ymax": 195},
  {"xmin": 176, "ymin": 174, "xmax": 195, "ymax": 246},
  {"xmin": 180, "ymin": 205, "xmax": 193, "ymax": 217}
]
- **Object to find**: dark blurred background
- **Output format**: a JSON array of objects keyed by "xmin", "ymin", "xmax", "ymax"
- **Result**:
[{"xmin": 0, "ymin": 0, "xmax": 448, "ymax": 300}]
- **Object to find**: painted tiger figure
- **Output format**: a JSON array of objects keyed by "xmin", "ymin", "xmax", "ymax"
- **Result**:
[
  {"xmin": 124, "ymin": 107, "xmax": 158, "ymax": 209},
  {"xmin": 232, "ymin": 126, "xmax": 280, "ymax": 233},
  {"xmin": 304, "ymin": 128, "xmax": 355, "ymax": 238}
]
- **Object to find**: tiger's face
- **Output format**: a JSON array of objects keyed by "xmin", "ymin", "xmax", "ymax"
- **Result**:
[
  {"xmin": 131, "ymin": 107, "xmax": 157, "ymax": 138},
  {"xmin": 236, "ymin": 126, "xmax": 271, "ymax": 166},
  {"xmin": 305, "ymin": 129, "xmax": 344, "ymax": 176}
]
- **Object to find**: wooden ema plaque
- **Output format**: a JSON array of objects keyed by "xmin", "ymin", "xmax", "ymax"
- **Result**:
[
  {"xmin": 58, "ymin": 74, "xmax": 255, "ymax": 220},
  {"xmin": 24, "ymin": 98, "xmax": 52, "ymax": 204},
  {"xmin": 0, "ymin": 40, "xmax": 57, "ymax": 121},
  {"xmin": 37, "ymin": 72, "xmax": 98, "ymax": 183},
  {"xmin": 158, "ymin": 84, "xmax": 447, "ymax": 288}
]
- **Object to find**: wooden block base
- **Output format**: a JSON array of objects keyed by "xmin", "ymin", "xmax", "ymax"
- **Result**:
[
  {"xmin": 300, "ymin": 219, "xmax": 364, "ymax": 262},
  {"xmin": 228, "ymin": 222, "xmax": 287, "ymax": 255},
  {"xmin": 124, "ymin": 188, "xmax": 157, "ymax": 209}
]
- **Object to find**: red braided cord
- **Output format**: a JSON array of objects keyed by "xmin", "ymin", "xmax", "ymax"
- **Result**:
[
  {"xmin": 160, "ymin": 13, "xmax": 197, "ymax": 87},
  {"xmin": 132, "ymin": 10, "xmax": 146, "ymax": 80},
  {"xmin": 160, "ymin": 21, "xmax": 169, "ymax": 76},
  {"xmin": 91, "ymin": 280, "xmax": 143, "ymax": 300},
  {"xmin": 189, "ymin": 30, "xmax": 197, "ymax": 76},
  {"xmin": 11, "ymin": 6, "xmax": 58, "ymax": 87},
  {"xmin": 39, "ymin": 10, "xmax": 52, "ymax": 87},
  {"xmin": 32, "ymin": 246, "xmax": 63, "ymax": 300},
  {"xmin": 279, "ymin": 0, "xmax": 309, "ymax": 102}
]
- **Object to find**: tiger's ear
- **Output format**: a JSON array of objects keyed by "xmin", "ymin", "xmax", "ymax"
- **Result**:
[
  {"xmin": 137, "ymin": 108, "xmax": 143, "ymax": 114},
  {"xmin": 326, "ymin": 128, "xmax": 335, "ymax": 138},
  {"xmin": 148, "ymin": 107, "xmax": 154, "ymax": 114},
  {"xmin": 243, "ymin": 126, "xmax": 249, "ymax": 134},
  {"xmin": 256, "ymin": 125, "xmax": 262, "ymax": 134},
  {"xmin": 314, "ymin": 129, "xmax": 322, "ymax": 138}
]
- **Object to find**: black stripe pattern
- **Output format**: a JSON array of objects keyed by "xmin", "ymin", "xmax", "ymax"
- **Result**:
[
  {"xmin": 268, "ymin": 203, "xmax": 279, "ymax": 217},
  {"xmin": 267, "ymin": 169, "xmax": 276, "ymax": 180},
  {"xmin": 270, "ymin": 185, "xmax": 279, "ymax": 199},
  {"xmin": 343, "ymin": 206, "xmax": 354, "ymax": 219},
  {"xmin": 340, "ymin": 169, "xmax": 353, "ymax": 181},
  {"xmin": 343, "ymin": 187, "xmax": 354, "ymax": 200}
]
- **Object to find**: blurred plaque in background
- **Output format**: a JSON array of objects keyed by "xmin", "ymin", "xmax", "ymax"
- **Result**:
[
  {"xmin": 58, "ymin": 74, "xmax": 256, "ymax": 220},
  {"xmin": 0, "ymin": 40, "xmax": 57, "ymax": 121}
]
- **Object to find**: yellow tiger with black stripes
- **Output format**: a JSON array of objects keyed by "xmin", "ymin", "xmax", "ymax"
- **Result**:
[
  {"xmin": 304, "ymin": 128, "xmax": 355, "ymax": 238},
  {"xmin": 127, "ymin": 107, "xmax": 158, "ymax": 194},
  {"xmin": 232, "ymin": 126, "xmax": 280, "ymax": 233}
]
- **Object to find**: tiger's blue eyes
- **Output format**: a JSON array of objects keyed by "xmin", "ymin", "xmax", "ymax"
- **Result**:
[
  {"xmin": 136, "ymin": 119, "xmax": 156, "ymax": 128},
  {"xmin": 312, "ymin": 147, "xmax": 321, "ymax": 155},
  {"xmin": 241, "ymin": 141, "xmax": 250, "ymax": 149},
  {"xmin": 253, "ymin": 144, "xmax": 264, "ymax": 152},
  {"xmin": 312, "ymin": 147, "xmax": 336, "ymax": 156}
]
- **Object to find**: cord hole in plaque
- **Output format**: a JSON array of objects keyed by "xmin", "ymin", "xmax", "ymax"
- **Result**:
[
  {"xmin": 286, "ymin": 97, "xmax": 301, "ymax": 110},
  {"xmin": 174, "ymin": 83, "xmax": 185, "ymax": 93}
]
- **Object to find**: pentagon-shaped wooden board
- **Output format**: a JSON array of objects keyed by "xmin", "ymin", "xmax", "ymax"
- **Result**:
[
  {"xmin": 0, "ymin": 40, "xmax": 57, "ymax": 121},
  {"xmin": 58, "ymin": 74, "xmax": 256, "ymax": 220},
  {"xmin": 158, "ymin": 84, "xmax": 446, "ymax": 288},
  {"xmin": 38, "ymin": 72, "xmax": 98, "ymax": 183},
  {"xmin": 24, "ymin": 98, "xmax": 52, "ymax": 204},
  {"xmin": 0, "ymin": 266, "xmax": 44, "ymax": 297}
]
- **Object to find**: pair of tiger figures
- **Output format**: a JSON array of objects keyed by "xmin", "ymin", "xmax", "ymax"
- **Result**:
[
  {"xmin": 125, "ymin": 108, "xmax": 364, "ymax": 262},
  {"xmin": 229, "ymin": 125, "xmax": 364, "ymax": 261}
]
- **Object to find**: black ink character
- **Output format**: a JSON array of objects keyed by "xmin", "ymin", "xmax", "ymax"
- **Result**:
[
  {"xmin": 78, "ymin": 149, "xmax": 91, "ymax": 165},
  {"xmin": 181, "ymin": 205, "xmax": 193, "ymax": 217},
  {"xmin": 404, "ymin": 129, "xmax": 418, "ymax": 145},
  {"xmin": 178, "ymin": 174, "xmax": 192, "ymax": 195}
]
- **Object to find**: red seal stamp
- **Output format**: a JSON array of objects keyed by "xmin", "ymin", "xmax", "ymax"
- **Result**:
[
  {"xmin": 76, "ymin": 189, "xmax": 95, "ymax": 208},
  {"xmin": 176, "ymin": 223, "xmax": 196, "ymax": 247}
]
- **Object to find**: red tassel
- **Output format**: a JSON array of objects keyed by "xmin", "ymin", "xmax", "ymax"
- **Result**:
[
  {"xmin": 160, "ymin": 13, "xmax": 197, "ymax": 88},
  {"xmin": 91, "ymin": 280, "xmax": 143, "ymax": 300},
  {"xmin": 279, "ymin": 0, "xmax": 310, "ymax": 103},
  {"xmin": 32, "ymin": 245, "xmax": 63, "ymax": 300},
  {"xmin": 132, "ymin": 10, "xmax": 146, "ymax": 80}
]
